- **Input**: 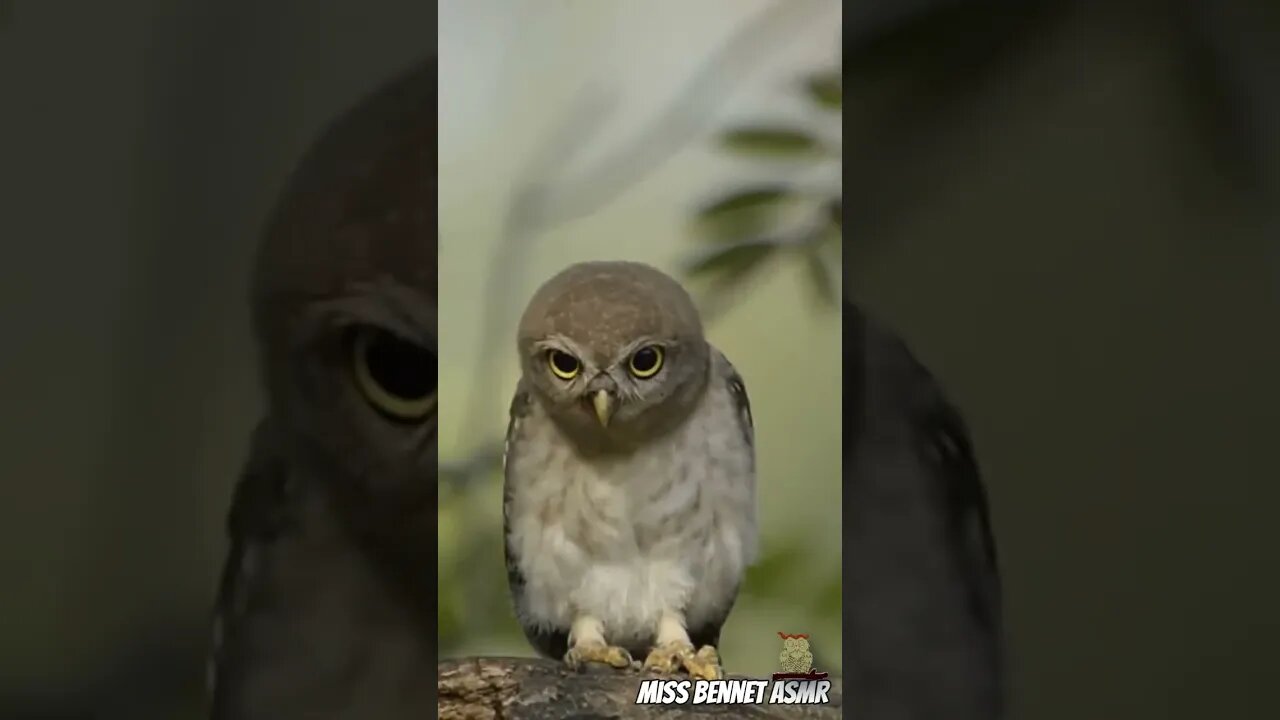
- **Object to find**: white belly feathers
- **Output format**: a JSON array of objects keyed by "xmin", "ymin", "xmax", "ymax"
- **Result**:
[{"xmin": 506, "ymin": 379, "xmax": 756, "ymax": 646}]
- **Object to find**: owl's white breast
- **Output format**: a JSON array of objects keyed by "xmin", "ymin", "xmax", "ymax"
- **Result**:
[{"xmin": 506, "ymin": 354, "xmax": 756, "ymax": 647}]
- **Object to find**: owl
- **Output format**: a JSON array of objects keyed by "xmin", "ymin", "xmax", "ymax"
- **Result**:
[
  {"xmin": 502, "ymin": 261, "xmax": 757, "ymax": 681},
  {"xmin": 778, "ymin": 633, "xmax": 814, "ymax": 674},
  {"xmin": 206, "ymin": 59, "xmax": 438, "ymax": 720},
  {"xmin": 845, "ymin": 301, "xmax": 1006, "ymax": 718}
]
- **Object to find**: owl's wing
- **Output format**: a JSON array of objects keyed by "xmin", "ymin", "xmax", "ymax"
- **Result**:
[
  {"xmin": 208, "ymin": 417, "xmax": 438, "ymax": 718},
  {"xmin": 501, "ymin": 385, "xmax": 532, "ymax": 598},
  {"xmin": 928, "ymin": 389, "xmax": 1002, "ymax": 628},
  {"xmin": 845, "ymin": 301, "xmax": 1005, "ymax": 719},
  {"xmin": 681, "ymin": 353, "xmax": 756, "ymax": 653},
  {"xmin": 719, "ymin": 352, "xmax": 755, "ymax": 447},
  {"xmin": 501, "ymin": 383, "xmax": 570, "ymax": 659},
  {"xmin": 207, "ymin": 419, "xmax": 295, "ymax": 716}
]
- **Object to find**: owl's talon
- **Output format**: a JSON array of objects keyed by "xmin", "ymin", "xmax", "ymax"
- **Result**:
[
  {"xmin": 565, "ymin": 642, "xmax": 633, "ymax": 671},
  {"xmin": 685, "ymin": 645, "xmax": 723, "ymax": 680},
  {"xmin": 642, "ymin": 641, "xmax": 694, "ymax": 675},
  {"xmin": 643, "ymin": 642, "xmax": 722, "ymax": 680}
]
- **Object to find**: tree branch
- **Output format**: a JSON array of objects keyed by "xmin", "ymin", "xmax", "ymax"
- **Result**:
[{"xmin": 438, "ymin": 657, "xmax": 843, "ymax": 719}]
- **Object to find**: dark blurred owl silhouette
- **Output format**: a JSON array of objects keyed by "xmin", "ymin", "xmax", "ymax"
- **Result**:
[
  {"xmin": 206, "ymin": 58, "xmax": 437, "ymax": 720},
  {"xmin": 844, "ymin": 300, "xmax": 1006, "ymax": 720}
]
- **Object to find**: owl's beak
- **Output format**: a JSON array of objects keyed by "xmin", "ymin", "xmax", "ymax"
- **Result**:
[{"xmin": 591, "ymin": 389, "xmax": 615, "ymax": 428}]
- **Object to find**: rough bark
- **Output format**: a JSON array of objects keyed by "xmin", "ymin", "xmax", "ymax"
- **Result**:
[{"xmin": 438, "ymin": 657, "xmax": 844, "ymax": 720}]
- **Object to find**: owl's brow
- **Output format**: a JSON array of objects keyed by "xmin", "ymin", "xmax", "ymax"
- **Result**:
[
  {"xmin": 613, "ymin": 337, "xmax": 680, "ymax": 359},
  {"xmin": 350, "ymin": 277, "xmax": 437, "ymax": 340},
  {"xmin": 528, "ymin": 336, "xmax": 681, "ymax": 367},
  {"xmin": 529, "ymin": 335, "xmax": 586, "ymax": 358},
  {"xmin": 298, "ymin": 281, "xmax": 436, "ymax": 348}
]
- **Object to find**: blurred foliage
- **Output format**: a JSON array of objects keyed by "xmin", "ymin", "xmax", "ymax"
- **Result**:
[
  {"xmin": 692, "ymin": 54, "xmax": 843, "ymax": 675},
  {"xmin": 438, "ymin": 36, "xmax": 843, "ymax": 677},
  {"xmin": 684, "ymin": 62, "xmax": 842, "ymax": 319}
]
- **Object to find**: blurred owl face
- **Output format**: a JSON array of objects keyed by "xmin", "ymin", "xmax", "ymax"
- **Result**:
[
  {"xmin": 267, "ymin": 277, "xmax": 437, "ymax": 495},
  {"xmin": 251, "ymin": 60, "xmax": 437, "ymax": 502},
  {"xmin": 517, "ymin": 261, "xmax": 710, "ymax": 446}
]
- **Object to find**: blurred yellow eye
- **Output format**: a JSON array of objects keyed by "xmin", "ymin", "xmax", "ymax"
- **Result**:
[
  {"xmin": 629, "ymin": 345, "xmax": 663, "ymax": 378},
  {"xmin": 547, "ymin": 350, "xmax": 580, "ymax": 380},
  {"xmin": 352, "ymin": 328, "xmax": 436, "ymax": 421}
]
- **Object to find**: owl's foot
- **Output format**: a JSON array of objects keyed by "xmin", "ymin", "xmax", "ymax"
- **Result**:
[
  {"xmin": 643, "ymin": 642, "xmax": 723, "ymax": 680},
  {"xmin": 684, "ymin": 645, "xmax": 724, "ymax": 680},
  {"xmin": 564, "ymin": 642, "xmax": 633, "ymax": 672},
  {"xmin": 642, "ymin": 641, "xmax": 690, "ymax": 675}
]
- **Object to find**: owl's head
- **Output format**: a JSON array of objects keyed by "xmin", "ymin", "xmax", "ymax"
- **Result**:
[
  {"xmin": 250, "ymin": 59, "xmax": 437, "ymax": 517},
  {"xmin": 516, "ymin": 261, "xmax": 710, "ymax": 446}
]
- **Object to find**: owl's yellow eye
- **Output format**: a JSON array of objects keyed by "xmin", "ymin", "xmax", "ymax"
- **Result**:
[
  {"xmin": 351, "ymin": 328, "xmax": 436, "ymax": 422},
  {"xmin": 547, "ymin": 350, "xmax": 581, "ymax": 380},
  {"xmin": 628, "ymin": 345, "xmax": 664, "ymax": 378}
]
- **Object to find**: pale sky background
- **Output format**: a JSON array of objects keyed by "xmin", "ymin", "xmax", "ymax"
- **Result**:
[{"xmin": 438, "ymin": 0, "xmax": 844, "ymax": 672}]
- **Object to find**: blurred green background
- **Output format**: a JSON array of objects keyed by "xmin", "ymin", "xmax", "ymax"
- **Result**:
[
  {"xmin": 436, "ymin": 0, "xmax": 844, "ymax": 678},
  {"xmin": 1, "ymin": 1, "xmax": 1278, "ymax": 719}
]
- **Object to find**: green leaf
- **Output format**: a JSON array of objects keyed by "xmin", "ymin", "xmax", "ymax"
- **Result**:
[
  {"xmin": 697, "ymin": 185, "xmax": 794, "ymax": 220},
  {"xmin": 803, "ymin": 247, "xmax": 838, "ymax": 308},
  {"xmin": 804, "ymin": 70, "xmax": 842, "ymax": 110},
  {"xmin": 693, "ymin": 185, "xmax": 798, "ymax": 243},
  {"xmin": 685, "ymin": 239, "xmax": 779, "ymax": 283},
  {"xmin": 827, "ymin": 198, "xmax": 842, "ymax": 228},
  {"xmin": 720, "ymin": 126, "xmax": 820, "ymax": 157}
]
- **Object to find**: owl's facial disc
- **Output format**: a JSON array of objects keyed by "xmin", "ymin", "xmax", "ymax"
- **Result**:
[
  {"xmin": 553, "ymin": 342, "xmax": 665, "ymax": 429},
  {"xmin": 582, "ymin": 344, "xmax": 662, "ymax": 427},
  {"xmin": 529, "ymin": 331, "xmax": 706, "ymax": 443}
]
